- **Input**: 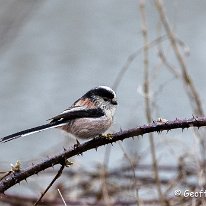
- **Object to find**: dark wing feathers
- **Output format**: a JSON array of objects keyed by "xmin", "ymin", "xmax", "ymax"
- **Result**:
[
  {"xmin": 49, "ymin": 108, "xmax": 104, "ymax": 122},
  {"xmin": 1, "ymin": 108, "xmax": 104, "ymax": 143}
]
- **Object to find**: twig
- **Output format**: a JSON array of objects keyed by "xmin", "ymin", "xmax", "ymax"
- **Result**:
[
  {"xmin": 57, "ymin": 188, "xmax": 67, "ymax": 206},
  {"xmin": 155, "ymin": 0, "xmax": 203, "ymax": 116},
  {"xmin": 34, "ymin": 162, "xmax": 65, "ymax": 206},
  {"xmin": 139, "ymin": 1, "xmax": 165, "ymax": 205},
  {"xmin": 119, "ymin": 143, "xmax": 140, "ymax": 205},
  {"xmin": 154, "ymin": 0, "xmax": 206, "ymax": 189},
  {"xmin": 0, "ymin": 116, "xmax": 206, "ymax": 192},
  {"xmin": 112, "ymin": 35, "xmax": 167, "ymax": 90},
  {"xmin": 0, "ymin": 192, "xmax": 177, "ymax": 206}
]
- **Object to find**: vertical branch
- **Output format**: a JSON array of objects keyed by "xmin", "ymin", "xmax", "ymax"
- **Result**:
[
  {"xmin": 154, "ymin": 0, "xmax": 203, "ymax": 116},
  {"xmin": 101, "ymin": 145, "xmax": 112, "ymax": 206},
  {"xmin": 119, "ymin": 143, "xmax": 140, "ymax": 205},
  {"xmin": 139, "ymin": 1, "xmax": 166, "ymax": 205},
  {"xmin": 154, "ymin": 0, "xmax": 206, "ymax": 189}
]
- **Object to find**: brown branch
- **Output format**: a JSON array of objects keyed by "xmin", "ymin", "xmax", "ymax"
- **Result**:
[
  {"xmin": 0, "ymin": 193, "xmax": 177, "ymax": 206},
  {"xmin": 0, "ymin": 116, "xmax": 206, "ymax": 193},
  {"xmin": 139, "ymin": 1, "xmax": 164, "ymax": 204},
  {"xmin": 155, "ymin": 0, "xmax": 203, "ymax": 116},
  {"xmin": 112, "ymin": 35, "xmax": 167, "ymax": 91},
  {"xmin": 154, "ymin": 0, "xmax": 206, "ymax": 188},
  {"xmin": 34, "ymin": 163, "xmax": 65, "ymax": 206}
]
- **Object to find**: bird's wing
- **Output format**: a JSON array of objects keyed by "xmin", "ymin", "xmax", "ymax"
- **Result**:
[
  {"xmin": 49, "ymin": 106, "xmax": 104, "ymax": 122},
  {"xmin": 1, "ymin": 107, "xmax": 104, "ymax": 143}
]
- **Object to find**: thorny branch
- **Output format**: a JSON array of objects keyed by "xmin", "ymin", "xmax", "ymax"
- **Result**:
[
  {"xmin": 0, "ymin": 116, "xmax": 206, "ymax": 193},
  {"xmin": 139, "ymin": 1, "xmax": 164, "ymax": 205},
  {"xmin": 154, "ymin": 0, "xmax": 206, "ymax": 188}
]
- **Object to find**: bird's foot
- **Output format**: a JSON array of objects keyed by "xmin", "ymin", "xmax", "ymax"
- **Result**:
[
  {"xmin": 99, "ymin": 133, "xmax": 113, "ymax": 140},
  {"xmin": 65, "ymin": 159, "xmax": 74, "ymax": 167}
]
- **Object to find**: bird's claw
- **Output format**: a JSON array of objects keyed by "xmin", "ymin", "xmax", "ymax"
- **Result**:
[
  {"xmin": 65, "ymin": 159, "xmax": 74, "ymax": 167},
  {"xmin": 99, "ymin": 133, "xmax": 113, "ymax": 140}
]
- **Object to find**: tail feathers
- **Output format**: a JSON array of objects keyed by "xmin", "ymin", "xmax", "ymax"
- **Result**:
[
  {"xmin": 1, "ymin": 108, "xmax": 104, "ymax": 143},
  {"xmin": 0, "ymin": 122, "xmax": 65, "ymax": 143}
]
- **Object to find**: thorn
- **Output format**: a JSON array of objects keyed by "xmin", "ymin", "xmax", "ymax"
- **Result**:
[
  {"xmin": 63, "ymin": 147, "xmax": 66, "ymax": 151},
  {"xmin": 76, "ymin": 139, "xmax": 80, "ymax": 145},
  {"xmin": 157, "ymin": 118, "xmax": 168, "ymax": 124},
  {"xmin": 25, "ymin": 178, "xmax": 28, "ymax": 183},
  {"xmin": 193, "ymin": 115, "xmax": 198, "ymax": 121},
  {"xmin": 74, "ymin": 139, "xmax": 80, "ymax": 149}
]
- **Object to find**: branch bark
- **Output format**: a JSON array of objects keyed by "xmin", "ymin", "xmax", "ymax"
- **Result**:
[{"xmin": 0, "ymin": 116, "xmax": 206, "ymax": 193}]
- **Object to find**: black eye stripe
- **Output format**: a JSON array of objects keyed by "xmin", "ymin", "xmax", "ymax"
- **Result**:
[{"xmin": 103, "ymin": 97, "xmax": 109, "ymax": 101}]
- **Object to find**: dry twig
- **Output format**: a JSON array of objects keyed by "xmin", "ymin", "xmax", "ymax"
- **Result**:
[{"xmin": 0, "ymin": 116, "xmax": 206, "ymax": 193}]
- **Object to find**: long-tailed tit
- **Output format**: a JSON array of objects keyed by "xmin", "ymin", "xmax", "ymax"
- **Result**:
[{"xmin": 0, "ymin": 86, "xmax": 117, "ymax": 143}]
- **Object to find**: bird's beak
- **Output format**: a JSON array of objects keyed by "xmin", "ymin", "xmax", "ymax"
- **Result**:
[{"xmin": 111, "ymin": 98, "xmax": 118, "ymax": 105}]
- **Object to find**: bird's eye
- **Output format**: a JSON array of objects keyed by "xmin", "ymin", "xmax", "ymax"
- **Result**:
[{"xmin": 103, "ymin": 97, "xmax": 109, "ymax": 101}]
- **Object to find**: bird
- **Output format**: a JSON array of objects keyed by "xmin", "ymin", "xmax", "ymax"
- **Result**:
[{"xmin": 0, "ymin": 86, "xmax": 117, "ymax": 143}]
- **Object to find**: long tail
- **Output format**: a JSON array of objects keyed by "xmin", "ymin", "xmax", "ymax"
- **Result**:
[
  {"xmin": 0, "ymin": 108, "xmax": 104, "ymax": 143},
  {"xmin": 0, "ymin": 121, "xmax": 65, "ymax": 143}
]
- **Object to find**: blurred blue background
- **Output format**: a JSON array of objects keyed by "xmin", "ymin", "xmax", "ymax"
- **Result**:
[{"xmin": 0, "ymin": 0, "xmax": 206, "ymax": 196}]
